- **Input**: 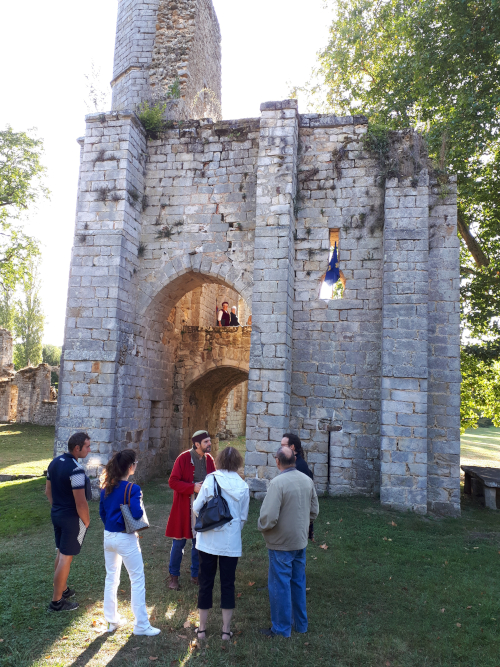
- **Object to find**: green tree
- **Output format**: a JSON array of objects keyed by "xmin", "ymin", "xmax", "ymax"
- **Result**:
[
  {"xmin": 42, "ymin": 344, "xmax": 62, "ymax": 366},
  {"xmin": 13, "ymin": 260, "xmax": 44, "ymax": 369},
  {"xmin": 299, "ymin": 0, "xmax": 500, "ymax": 429},
  {"xmin": 0, "ymin": 126, "xmax": 47, "ymax": 293}
]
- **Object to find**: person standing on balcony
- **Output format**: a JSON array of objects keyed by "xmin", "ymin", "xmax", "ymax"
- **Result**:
[
  {"xmin": 218, "ymin": 302, "xmax": 230, "ymax": 326},
  {"xmin": 229, "ymin": 307, "xmax": 239, "ymax": 327},
  {"xmin": 165, "ymin": 431, "xmax": 215, "ymax": 590}
]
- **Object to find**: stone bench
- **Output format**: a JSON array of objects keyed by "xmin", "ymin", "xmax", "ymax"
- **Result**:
[{"xmin": 461, "ymin": 465, "xmax": 500, "ymax": 510}]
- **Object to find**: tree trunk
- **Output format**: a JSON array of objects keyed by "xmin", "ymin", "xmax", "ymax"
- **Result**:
[{"xmin": 457, "ymin": 211, "xmax": 490, "ymax": 268}]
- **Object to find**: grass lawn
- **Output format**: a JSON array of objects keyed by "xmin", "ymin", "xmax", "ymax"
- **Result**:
[
  {"xmin": 0, "ymin": 424, "xmax": 55, "ymax": 476},
  {"xmin": 1, "ymin": 479, "xmax": 500, "ymax": 667},
  {"xmin": 460, "ymin": 427, "xmax": 500, "ymax": 468}
]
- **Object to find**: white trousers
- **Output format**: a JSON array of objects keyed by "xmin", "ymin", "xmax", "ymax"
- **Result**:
[{"xmin": 103, "ymin": 530, "xmax": 149, "ymax": 632}]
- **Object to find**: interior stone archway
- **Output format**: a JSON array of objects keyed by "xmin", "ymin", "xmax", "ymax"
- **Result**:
[
  {"xmin": 183, "ymin": 365, "xmax": 249, "ymax": 452},
  {"xmin": 113, "ymin": 268, "xmax": 251, "ymax": 476}
]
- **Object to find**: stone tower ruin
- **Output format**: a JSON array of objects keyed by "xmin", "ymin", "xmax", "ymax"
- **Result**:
[{"xmin": 55, "ymin": 0, "xmax": 462, "ymax": 515}]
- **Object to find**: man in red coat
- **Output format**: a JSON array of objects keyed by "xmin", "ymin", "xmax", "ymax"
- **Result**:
[{"xmin": 166, "ymin": 430, "xmax": 215, "ymax": 590}]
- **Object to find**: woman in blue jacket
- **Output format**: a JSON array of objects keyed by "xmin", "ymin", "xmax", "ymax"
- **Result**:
[{"xmin": 99, "ymin": 449, "xmax": 160, "ymax": 636}]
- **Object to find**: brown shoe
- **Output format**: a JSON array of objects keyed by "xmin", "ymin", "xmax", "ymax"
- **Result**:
[
  {"xmin": 191, "ymin": 576, "xmax": 199, "ymax": 585},
  {"xmin": 168, "ymin": 575, "xmax": 180, "ymax": 590}
]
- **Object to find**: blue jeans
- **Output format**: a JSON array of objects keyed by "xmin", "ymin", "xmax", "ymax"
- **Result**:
[
  {"xmin": 268, "ymin": 548, "xmax": 308, "ymax": 637},
  {"xmin": 169, "ymin": 537, "xmax": 199, "ymax": 577}
]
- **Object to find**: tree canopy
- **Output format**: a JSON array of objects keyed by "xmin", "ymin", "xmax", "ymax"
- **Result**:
[
  {"xmin": 0, "ymin": 126, "xmax": 47, "ymax": 292},
  {"xmin": 13, "ymin": 259, "xmax": 44, "ymax": 370},
  {"xmin": 299, "ymin": 0, "xmax": 500, "ymax": 429},
  {"xmin": 42, "ymin": 344, "xmax": 62, "ymax": 367}
]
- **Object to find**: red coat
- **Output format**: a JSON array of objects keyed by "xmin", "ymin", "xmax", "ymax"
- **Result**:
[{"xmin": 165, "ymin": 449, "xmax": 215, "ymax": 539}]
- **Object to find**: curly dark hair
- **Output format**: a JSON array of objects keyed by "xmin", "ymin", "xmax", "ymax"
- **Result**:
[
  {"xmin": 100, "ymin": 449, "xmax": 137, "ymax": 496},
  {"xmin": 215, "ymin": 446, "xmax": 243, "ymax": 472}
]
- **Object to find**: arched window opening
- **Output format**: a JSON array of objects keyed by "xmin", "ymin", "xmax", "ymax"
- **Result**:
[{"xmin": 319, "ymin": 228, "xmax": 345, "ymax": 300}]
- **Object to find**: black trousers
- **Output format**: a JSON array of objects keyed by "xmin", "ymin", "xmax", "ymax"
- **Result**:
[{"xmin": 197, "ymin": 550, "xmax": 238, "ymax": 610}]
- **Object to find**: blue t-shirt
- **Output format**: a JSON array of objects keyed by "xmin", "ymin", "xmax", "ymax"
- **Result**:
[
  {"xmin": 99, "ymin": 481, "xmax": 144, "ymax": 532},
  {"xmin": 47, "ymin": 452, "xmax": 88, "ymax": 516}
]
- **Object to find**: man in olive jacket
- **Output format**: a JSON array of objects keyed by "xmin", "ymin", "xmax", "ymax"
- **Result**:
[{"xmin": 257, "ymin": 446, "xmax": 319, "ymax": 637}]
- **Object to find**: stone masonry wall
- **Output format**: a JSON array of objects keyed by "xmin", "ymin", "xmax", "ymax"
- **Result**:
[
  {"xmin": 112, "ymin": 0, "xmax": 221, "ymax": 119},
  {"xmin": 150, "ymin": 0, "xmax": 221, "ymax": 119},
  {"xmin": 288, "ymin": 115, "xmax": 384, "ymax": 496},
  {"xmin": 427, "ymin": 174, "xmax": 461, "ymax": 515},
  {"xmin": 57, "ymin": 100, "xmax": 460, "ymax": 514},
  {"xmin": 111, "ymin": 0, "xmax": 161, "ymax": 111},
  {"xmin": 220, "ymin": 380, "xmax": 248, "ymax": 437}
]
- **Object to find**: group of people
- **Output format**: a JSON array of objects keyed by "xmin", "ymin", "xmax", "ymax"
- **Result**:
[
  {"xmin": 217, "ymin": 301, "xmax": 239, "ymax": 327},
  {"xmin": 45, "ymin": 429, "xmax": 319, "ymax": 639}
]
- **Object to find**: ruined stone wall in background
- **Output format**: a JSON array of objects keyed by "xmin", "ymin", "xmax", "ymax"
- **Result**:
[
  {"xmin": 220, "ymin": 380, "xmax": 248, "ymax": 438},
  {"xmin": 0, "ymin": 329, "xmax": 14, "ymax": 375}
]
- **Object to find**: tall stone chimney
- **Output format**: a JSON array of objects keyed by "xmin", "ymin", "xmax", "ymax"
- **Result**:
[{"xmin": 111, "ymin": 0, "xmax": 222, "ymax": 120}]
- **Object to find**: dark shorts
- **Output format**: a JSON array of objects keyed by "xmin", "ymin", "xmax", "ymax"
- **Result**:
[{"xmin": 52, "ymin": 513, "xmax": 88, "ymax": 556}]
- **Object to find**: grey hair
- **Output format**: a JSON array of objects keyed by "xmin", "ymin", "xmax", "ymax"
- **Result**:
[{"xmin": 275, "ymin": 446, "xmax": 296, "ymax": 467}]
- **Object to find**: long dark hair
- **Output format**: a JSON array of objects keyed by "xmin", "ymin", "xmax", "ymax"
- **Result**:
[{"xmin": 100, "ymin": 449, "xmax": 137, "ymax": 496}]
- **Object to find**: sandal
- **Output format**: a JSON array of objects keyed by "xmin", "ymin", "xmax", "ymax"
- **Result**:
[
  {"xmin": 194, "ymin": 627, "xmax": 207, "ymax": 640},
  {"xmin": 221, "ymin": 630, "xmax": 233, "ymax": 641}
]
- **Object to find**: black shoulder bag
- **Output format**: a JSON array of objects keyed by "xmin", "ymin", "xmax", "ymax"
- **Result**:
[{"xmin": 194, "ymin": 476, "xmax": 233, "ymax": 533}]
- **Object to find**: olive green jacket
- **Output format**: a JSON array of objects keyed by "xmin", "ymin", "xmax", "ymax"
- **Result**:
[{"xmin": 257, "ymin": 468, "xmax": 319, "ymax": 551}]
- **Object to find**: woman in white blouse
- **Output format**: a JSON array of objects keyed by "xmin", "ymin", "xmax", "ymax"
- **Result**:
[{"xmin": 193, "ymin": 446, "xmax": 249, "ymax": 641}]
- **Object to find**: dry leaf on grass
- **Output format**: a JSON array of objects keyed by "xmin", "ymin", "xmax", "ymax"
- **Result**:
[
  {"xmin": 183, "ymin": 621, "xmax": 191, "ymax": 628},
  {"xmin": 306, "ymin": 588, "xmax": 311, "ymax": 591},
  {"xmin": 441, "ymin": 608, "xmax": 445, "ymax": 613},
  {"xmin": 304, "ymin": 642, "xmax": 310, "ymax": 645},
  {"xmin": 28, "ymin": 627, "xmax": 33, "ymax": 630},
  {"xmin": 61, "ymin": 635, "xmax": 68, "ymax": 639},
  {"xmin": 320, "ymin": 544, "xmax": 328, "ymax": 550},
  {"xmin": 391, "ymin": 521, "xmax": 397, "ymax": 527},
  {"xmin": 91, "ymin": 620, "xmax": 97, "ymax": 627},
  {"xmin": 383, "ymin": 537, "xmax": 388, "ymax": 541},
  {"xmin": 456, "ymin": 623, "xmax": 462, "ymax": 628},
  {"xmin": 467, "ymin": 606, "xmax": 472, "ymax": 609},
  {"xmin": 248, "ymin": 581, "xmax": 255, "ymax": 586},
  {"xmin": 149, "ymin": 657, "xmax": 158, "ymax": 661},
  {"xmin": 237, "ymin": 593, "xmax": 242, "ymax": 598},
  {"xmin": 177, "ymin": 634, "xmax": 188, "ymax": 639},
  {"xmin": 386, "ymin": 662, "xmax": 391, "ymax": 666}
]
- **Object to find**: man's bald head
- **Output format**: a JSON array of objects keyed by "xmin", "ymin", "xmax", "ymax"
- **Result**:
[{"xmin": 275, "ymin": 446, "xmax": 296, "ymax": 469}]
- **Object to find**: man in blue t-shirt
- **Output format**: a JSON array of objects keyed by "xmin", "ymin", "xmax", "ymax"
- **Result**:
[{"xmin": 45, "ymin": 432, "xmax": 92, "ymax": 612}]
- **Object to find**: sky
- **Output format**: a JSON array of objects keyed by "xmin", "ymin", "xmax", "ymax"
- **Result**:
[{"xmin": 0, "ymin": 0, "xmax": 332, "ymax": 345}]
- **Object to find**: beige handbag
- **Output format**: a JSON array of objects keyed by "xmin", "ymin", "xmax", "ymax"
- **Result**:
[{"xmin": 120, "ymin": 482, "xmax": 149, "ymax": 533}]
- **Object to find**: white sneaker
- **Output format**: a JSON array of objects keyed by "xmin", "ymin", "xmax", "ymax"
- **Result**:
[
  {"xmin": 133, "ymin": 625, "xmax": 161, "ymax": 636},
  {"xmin": 106, "ymin": 617, "xmax": 127, "ymax": 632}
]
